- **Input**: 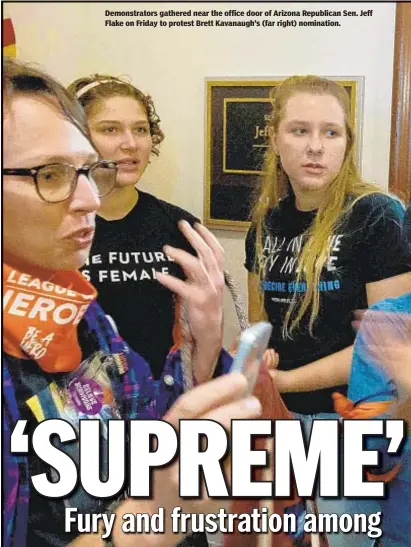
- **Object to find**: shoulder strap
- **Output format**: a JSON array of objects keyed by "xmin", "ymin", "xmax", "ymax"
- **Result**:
[{"xmin": 179, "ymin": 270, "xmax": 249, "ymax": 392}]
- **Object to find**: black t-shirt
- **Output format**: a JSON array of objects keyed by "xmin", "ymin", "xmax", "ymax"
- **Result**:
[
  {"xmin": 245, "ymin": 193, "xmax": 411, "ymax": 414},
  {"xmin": 82, "ymin": 190, "xmax": 197, "ymax": 379}
]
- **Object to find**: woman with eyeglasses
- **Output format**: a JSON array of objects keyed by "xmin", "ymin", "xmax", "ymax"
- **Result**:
[
  {"xmin": 3, "ymin": 58, "xmax": 262, "ymax": 547},
  {"xmin": 67, "ymin": 75, "xmax": 202, "ymax": 382}
]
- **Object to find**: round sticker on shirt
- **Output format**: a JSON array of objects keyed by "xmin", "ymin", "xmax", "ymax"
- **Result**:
[{"xmin": 69, "ymin": 378, "xmax": 103, "ymax": 415}]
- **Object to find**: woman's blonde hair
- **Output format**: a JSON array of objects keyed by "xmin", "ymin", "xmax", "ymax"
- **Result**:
[{"xmin": 252, "ymin": 75, "xmax": 387, "ymax": 338}]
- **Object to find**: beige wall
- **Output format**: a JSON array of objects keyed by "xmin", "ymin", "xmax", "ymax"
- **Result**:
[{"xmin": 7, "ymin": 2, "xmax": 396, "ymax": 343}]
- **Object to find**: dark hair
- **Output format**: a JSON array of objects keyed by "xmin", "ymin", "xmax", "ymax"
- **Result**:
[
  {"xmin": 3, "ymin": 57, "xmax": 90, "ymax": 140},
  {"xmin": 67, "ymin": 74, "xmax": 164, "ymax": 156}
]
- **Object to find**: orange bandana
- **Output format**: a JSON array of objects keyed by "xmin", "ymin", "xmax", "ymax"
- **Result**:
[{"xmin": 3, "ymin": 263, "xmax": 97, "ymax": 372}]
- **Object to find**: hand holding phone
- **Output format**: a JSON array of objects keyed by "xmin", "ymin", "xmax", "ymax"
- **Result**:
[{"xmin": 230, "ymin": 322, "xmax": 273, "ymax": 394}]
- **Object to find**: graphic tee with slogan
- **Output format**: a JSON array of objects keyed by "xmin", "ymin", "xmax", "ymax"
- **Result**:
[
  {"xmin": 82, "ymin": 191, "xmax": 198, "ymax": 378},
  {"xmin": 245, "ymin": 193, "xmax": 411, "ymax": 414}
]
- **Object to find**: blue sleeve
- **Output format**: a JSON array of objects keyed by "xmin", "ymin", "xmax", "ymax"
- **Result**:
[
  {"xmin": 154, "ymin": 348, "xmax": 232, "ymax": 417},
  {"xmin": 213, "ymin": 349, "xmax": 234, "ymax": 377},
  {"xmin": 348, "ymin": 294, "xmax": 411, "ymax": 405},
  {"xmin": 348, "ymin": 296, "xmax": 411, "ymax": 475},
  {"xmin": 89, "ymin": 301, "xmax": 233, "ymax": 419},
  {"xmin": 348, "ymin": 333, "xmax": 396, "ymax": 405},
  {"xmin": 348, "ymin": 337, "xmax": 402, "ymax": 476},
  {"xmin": 3, "ymin": 359, "xmax": 29, "ymax": 547},
  {"xmin": 120, "ymin": 346, "xmax": 233, "ymax": 420}
]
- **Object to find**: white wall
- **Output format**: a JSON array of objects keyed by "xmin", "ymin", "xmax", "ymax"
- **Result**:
[{"xmin": 7, "ymin": 2, "xmax": 396, "ymax": 342}]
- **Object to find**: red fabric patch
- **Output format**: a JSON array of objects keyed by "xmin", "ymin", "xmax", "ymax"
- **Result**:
[{"xmin": 3, "ymin": 18, "xmax": 15, "ymax": 47}]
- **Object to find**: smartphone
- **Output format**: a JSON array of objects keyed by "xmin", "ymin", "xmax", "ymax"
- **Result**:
[{"xmin": 230, "ymin": 321, "xmax": 273, "ymax": 394}]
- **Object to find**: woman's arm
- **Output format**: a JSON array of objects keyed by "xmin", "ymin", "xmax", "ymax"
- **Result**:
[
  {"xmin": 158, "ymin": 222, "xmax": 225, "ymax": 383},
  {"xmin": 272, "ymin": 273, "xmax": 411, "ymax": 393},
  {"xmin": 274, "ymin": 345, "xmax": 353, "ymax": 392},
  {"xmin": 352, "ymin": 299, "xmax": 411, "ymax": 423},
  {"xmin": 366, "ymin": 272, "xmax": 411, "ymax": 305}
]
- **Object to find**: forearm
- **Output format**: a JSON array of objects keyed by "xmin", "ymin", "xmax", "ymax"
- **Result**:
[
  {"xmin": 277, "ymin": 345, "xmax": 353, "ymax": 393},
  {"xmin": 193, "ymin": 342, "xmax": 221, "ymax": 383}
]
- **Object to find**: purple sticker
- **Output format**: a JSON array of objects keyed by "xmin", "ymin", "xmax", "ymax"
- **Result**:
[{"xmin": 69, "ymin": 378, "xmax": 103, "ymax": 415}]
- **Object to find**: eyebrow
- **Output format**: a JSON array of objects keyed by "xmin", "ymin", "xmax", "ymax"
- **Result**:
[
  {"xmin": 286, "ymin": 120, "xmax": 344, "ymax": 128},
  {"xmin": 94, "ymin": 119, "xmax": 150, "ymax": 125},
  {"xmin": 22, "ymin": 153, "xmax": 100, "ymax": 167}
]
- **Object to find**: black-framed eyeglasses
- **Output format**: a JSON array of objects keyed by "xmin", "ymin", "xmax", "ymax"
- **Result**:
[{"xmin": 2, "ymin": 160, "xmax": 117, "ymax": 203}]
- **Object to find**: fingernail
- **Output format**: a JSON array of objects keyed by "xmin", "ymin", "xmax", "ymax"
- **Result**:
[{"xmin": 244, "ymin": 397, "xmax": 261, "ymax": 412}]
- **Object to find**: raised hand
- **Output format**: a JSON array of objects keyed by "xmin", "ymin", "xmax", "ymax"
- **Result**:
[
  {"xmin": 157, "ymin": 220, "xmax": 225, "ymax": 382},
  {"xmin": 112, "ymin": 373, "xmax": 262, "ymax": 547}
]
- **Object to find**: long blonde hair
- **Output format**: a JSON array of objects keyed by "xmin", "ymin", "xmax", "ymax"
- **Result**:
[{"xmin": 252, "ymin": 75, "xmax": 387, "ymax": 338}]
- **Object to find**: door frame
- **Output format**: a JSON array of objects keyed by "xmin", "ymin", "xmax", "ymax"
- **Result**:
[{"xmin": 389, "ymin": 3, "xmax": 411, "ymax": 203}]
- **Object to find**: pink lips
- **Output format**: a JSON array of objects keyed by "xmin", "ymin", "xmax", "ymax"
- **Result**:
[
  {"xmin": 65, "ymin": 227, "xmax": 95, "ymax": 249},
  {"xmin": 303, "ymin": 163, "xmax": 325, "ymax": 173},
  {"xmin": 117, "ymin": 158, "xmax": 139, "ymax": 172}
]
